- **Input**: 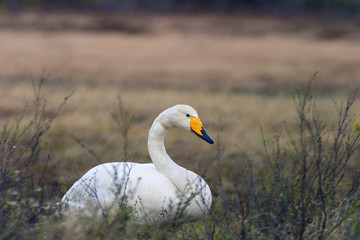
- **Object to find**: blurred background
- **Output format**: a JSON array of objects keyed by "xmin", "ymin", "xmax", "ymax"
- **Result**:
[
  {"xmin": 0, "ymin": 0, "xmax": 359, "ymax": 189},
  {"xmin": 1, "ymin": 1, "xmax": 360, "ymax": 239},
  {"xmin": 2, "ymin": 0, "xmax": 360, "ymax": 13}
]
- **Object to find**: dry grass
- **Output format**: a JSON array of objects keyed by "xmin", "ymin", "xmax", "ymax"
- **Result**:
[
  {"xmin": 0, "ymin": 12, "xmax": 359, "ymax": 192},
  {"xmin": 1, "ymin": 12, "xmax": 360, "ymax": 240},
  {"xmin": 0, "ymin": 13, "xmax": 359, "ymax": 90}
]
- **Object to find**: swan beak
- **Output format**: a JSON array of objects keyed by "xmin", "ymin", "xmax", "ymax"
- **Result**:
[{"xmin": 190, "ymin": 116, "xmax": 214, "ymax": 144}]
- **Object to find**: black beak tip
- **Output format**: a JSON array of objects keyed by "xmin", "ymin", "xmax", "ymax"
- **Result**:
[
  {"xmin": 200, "ymin": 128, "xmax": 214, "ymax": 144},
  {"xmin": 192, "ymin": 128, "xmax": 214, "ymax": 144}
]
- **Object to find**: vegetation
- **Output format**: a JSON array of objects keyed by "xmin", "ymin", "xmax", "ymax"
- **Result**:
[
  {"xmin": 0, "ymin": 75, "xmax": 359, "ymax": 239},
  {"xmin": 0, "ymin": 12, "xmax": 359, "ymax": 240},
  {"xmin": 0, "ymin": 75, "xmax": 73, "ymax": 239}
]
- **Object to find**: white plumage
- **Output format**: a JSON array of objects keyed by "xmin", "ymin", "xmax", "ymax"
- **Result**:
[{"xmin": 61, "ymin": 104, "xmax": 214, "ymax": 225}]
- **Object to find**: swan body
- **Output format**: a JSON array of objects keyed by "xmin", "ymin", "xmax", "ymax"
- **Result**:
[{"xmin": 61, "ymin": 105, "xmax": 214, "ymax": 225}]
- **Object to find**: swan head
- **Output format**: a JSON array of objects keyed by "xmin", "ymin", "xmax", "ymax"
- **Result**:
[{"xmin": 165, "ymin": 105, "xmax": 214, "ymax": 144}]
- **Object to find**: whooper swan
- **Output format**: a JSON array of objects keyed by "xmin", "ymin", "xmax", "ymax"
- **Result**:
[{"xmin": 60, "ymin": 104, "xmax": 214, "ymax": 225}]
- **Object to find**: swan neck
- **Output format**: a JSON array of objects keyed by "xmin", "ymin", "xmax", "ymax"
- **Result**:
[
  {"xmin": 148, "ymin": 118, "xmax": 177, "ymax": 173},
  {"xmin": 148, "ymin": 111, "xmax": 211, "ymax": 207}
]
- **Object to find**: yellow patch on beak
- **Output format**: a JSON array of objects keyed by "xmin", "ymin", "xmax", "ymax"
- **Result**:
[
  {"xmin": 189, "ymin": 115, "xmax": 214, "ymax": 144},
  {"xmin": 190, "ymin": 116, "xmax": 203, "ymax": 136}
]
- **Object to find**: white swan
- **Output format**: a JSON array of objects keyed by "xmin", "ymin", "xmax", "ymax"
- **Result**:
[{"xmin": 61, "ymin": 104, "xmax": 214, "ymax": 225}]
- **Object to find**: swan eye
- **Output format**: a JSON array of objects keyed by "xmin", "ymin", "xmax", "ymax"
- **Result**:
[{"xmin": 186, "ymin": 114, "xmax": 190, "ymax": 117}]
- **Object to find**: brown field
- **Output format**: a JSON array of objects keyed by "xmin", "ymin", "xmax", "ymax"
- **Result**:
[{"xmin": 0, "ymin": 12, "xmax": 359, "ymax": 190}]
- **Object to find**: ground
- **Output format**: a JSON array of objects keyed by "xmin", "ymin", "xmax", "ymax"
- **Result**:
[{"xmin": 0, "ymin": 11, "xmax": 359, "ymax": 189}]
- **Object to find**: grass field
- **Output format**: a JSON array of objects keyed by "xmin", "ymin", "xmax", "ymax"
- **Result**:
[{"xmin": 0, "ymin": 12, "xmax": 360, "ymax": 239}]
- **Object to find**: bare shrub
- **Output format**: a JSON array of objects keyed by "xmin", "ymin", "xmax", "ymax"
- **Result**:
[
  {"xmin": 203, "ymin": 79, "xmax": 360, "ymax": 240},
  {"xmin": 0, "ymin": 74, "xmax": 73, "ymax": 239}
]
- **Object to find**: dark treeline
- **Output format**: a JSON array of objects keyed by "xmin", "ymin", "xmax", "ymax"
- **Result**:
[{"xmin": 3, "ymin": 0, "xmax": 360, "ymax": 15}]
